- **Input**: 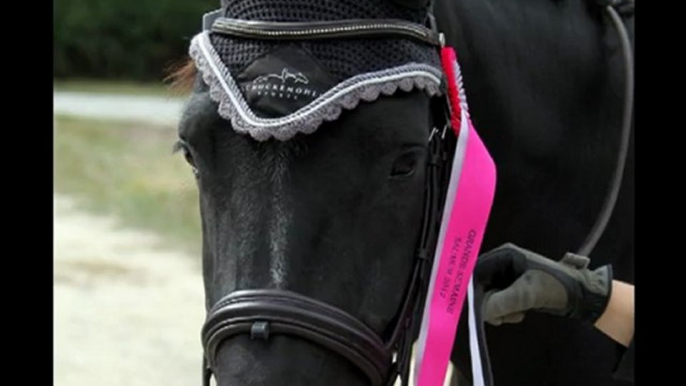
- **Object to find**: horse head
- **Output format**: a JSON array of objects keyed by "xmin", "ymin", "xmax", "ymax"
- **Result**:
[{"xmin": 176, "ymin": 1, "xmax": 446, "ymax": 385}]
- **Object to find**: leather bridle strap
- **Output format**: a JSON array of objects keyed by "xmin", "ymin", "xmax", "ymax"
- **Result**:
[
  {"xmin": 210, "ymin": 17, "xmax": 443, "ymax": 47},
  {"xmin": 202, "ymin": 290, "xmax": 391, "ymax": 386}
]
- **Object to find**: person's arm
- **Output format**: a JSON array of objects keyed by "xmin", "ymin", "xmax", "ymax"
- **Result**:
[
  {"xmin": 595, "ymin": 280, "xmax": 635, "ymax": 383},
  {"xmin": 475, "ymin": 243, "xmax": 635, "ymax": 382},
  {"xmin": 594, "ymin": 280, "xmax": 634, "ymax": 347}
]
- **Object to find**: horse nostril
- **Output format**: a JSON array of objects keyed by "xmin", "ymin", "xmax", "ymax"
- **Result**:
[{"xmin": 250, "ymin": 321, "xmax": 271, "ymax": 340}]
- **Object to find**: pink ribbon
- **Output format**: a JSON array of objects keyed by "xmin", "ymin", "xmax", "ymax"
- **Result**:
[{"xmin": 414, "ymin": 47, "xmax": 497, "ymax": 386}]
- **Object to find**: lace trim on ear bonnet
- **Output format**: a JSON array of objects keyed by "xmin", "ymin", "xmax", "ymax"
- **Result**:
[{"xmin": 189, "ymin": 32, "xmax": 443, "ymax": 141}]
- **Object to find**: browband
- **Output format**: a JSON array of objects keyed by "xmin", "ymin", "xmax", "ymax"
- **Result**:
[{"xmin": 210, "ymin": 17, "xmax": 444, "ymax": 47}]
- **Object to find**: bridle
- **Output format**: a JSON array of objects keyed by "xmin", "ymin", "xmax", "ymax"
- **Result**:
[
  {"xmin": 199, "ymin": 12, "xmax": 452, "ymax": 386},
  {"xmin": 202, "ymin": 125, "xmax": 451, "ymax": 386},
  {"xmin": 197, "ymin": 1, "xmax": 634, "ymax": 385}
]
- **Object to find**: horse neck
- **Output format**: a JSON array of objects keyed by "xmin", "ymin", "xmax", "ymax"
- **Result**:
[{"xmin": 436, "ymin": 0, "xmax": 634, "ymax": 264}]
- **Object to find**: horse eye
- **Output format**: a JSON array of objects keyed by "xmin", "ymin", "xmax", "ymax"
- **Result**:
[
  {"xmin": 173, "ymin": 140, "xmax": 199, "ymax": 175},
  {"xmin": 390, "ymin": 152, "xmax": 419, "ymax": 178}
]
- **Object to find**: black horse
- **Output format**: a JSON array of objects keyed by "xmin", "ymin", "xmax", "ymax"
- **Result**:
[{"xmin": 173, "ymin": 1, "xmax": 634, "ymax": 385}]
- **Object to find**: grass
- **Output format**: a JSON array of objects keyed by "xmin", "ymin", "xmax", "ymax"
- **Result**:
[
  {"xmin": 53, "ymin": 79, "xmax": 188, "ymax": 97},
  {"xmin": 54, "ymin": 115, "xmax": 201, "ymax": 254}
]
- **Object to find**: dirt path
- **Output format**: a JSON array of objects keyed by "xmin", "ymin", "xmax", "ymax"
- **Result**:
[{"xmin": 54, "ymin": 194, "xmax": 205, "ymax": 386}]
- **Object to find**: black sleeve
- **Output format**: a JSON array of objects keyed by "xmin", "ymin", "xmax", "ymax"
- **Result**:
[{"xmin": 613, "ymin": 336, "xmax": 634, "ymax": 382}]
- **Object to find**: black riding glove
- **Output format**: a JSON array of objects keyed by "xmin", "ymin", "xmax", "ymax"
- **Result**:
[{"xmin": 475, "ymin": 243, "xmax": 613, "ymax": 326}]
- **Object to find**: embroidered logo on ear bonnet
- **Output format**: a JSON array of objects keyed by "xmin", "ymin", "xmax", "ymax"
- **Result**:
[{"xmin": 235, "ymin": 46, "xmax": 337, "ymax": 118}]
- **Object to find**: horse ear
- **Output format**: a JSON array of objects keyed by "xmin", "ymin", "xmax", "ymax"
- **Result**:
[{"xmin": 388, "ymin": 0, "xmax": 431, "ymax": 10}]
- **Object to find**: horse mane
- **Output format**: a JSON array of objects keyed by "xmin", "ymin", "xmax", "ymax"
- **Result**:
[{"xmin": 165, "ymin": 57, "xmax": 197, "ymax": 95}]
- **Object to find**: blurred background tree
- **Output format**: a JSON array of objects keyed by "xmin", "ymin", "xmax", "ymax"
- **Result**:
[{"xmin": 54, "ymin": 0, "xmax": 217, "ymax": 82}]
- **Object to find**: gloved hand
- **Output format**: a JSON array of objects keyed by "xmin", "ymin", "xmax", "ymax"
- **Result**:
[{"xmin": 475, "ymin": 243, "xmax": 613, "ymax": 326}]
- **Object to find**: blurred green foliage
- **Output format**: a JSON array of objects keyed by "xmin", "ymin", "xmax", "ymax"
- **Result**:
[{"xmin": 54, "ymin": 0, "xmax": 217, "ymax": 81}]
